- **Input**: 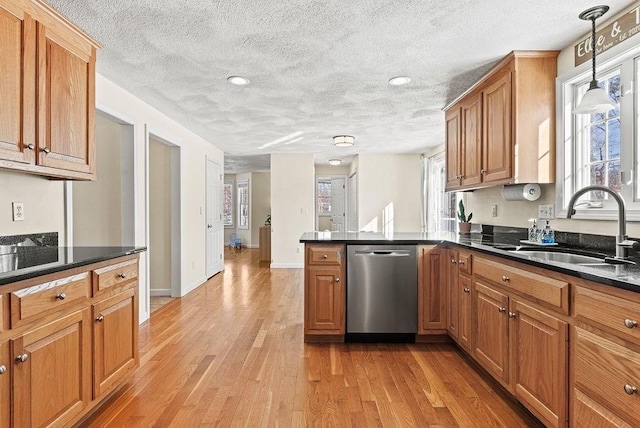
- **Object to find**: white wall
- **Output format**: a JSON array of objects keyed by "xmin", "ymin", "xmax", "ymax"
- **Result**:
[
  {"xmin": 357, "ymin": 154, "xmax": 422, "ymax": 233},
  {"xmin": 251, "ymin": 172, "xmax": 271, "ymax": 247},
  {"xmin": 271, "ymin": 154, "xmax": 314, "ymax": 268},
  {"xmin": 96, "ymin": 73, "xmax": 224, "ymax": 322},
  {"xmin": 73, "ymin": 114, "xmax": 123, "ymax": 246},
  {"xmin": 0, "ymin": 170, "xmax": 65, "ymax": 241},
  {"xmin": 149, "ymin": 138, "xmax": 172, "ymax": 294}
]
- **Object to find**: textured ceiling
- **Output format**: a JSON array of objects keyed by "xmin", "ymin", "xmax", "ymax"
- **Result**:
[{"xmin": 48, "ymin": 0, "xmax": 628, "ymax": 173}]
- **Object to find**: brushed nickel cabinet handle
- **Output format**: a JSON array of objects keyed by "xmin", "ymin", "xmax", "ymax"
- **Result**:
[
  {"xmin": 41, "ymin": 147, "xmax": 50, "ymax": 154},
  {"xmin": 55, "ymin": 293, "xmax": 66, "ymax": 300},
  {"xmin": 451, "ymin": 258, "xmax": 457, "ymax": 264},
  {"xmin": 322, "ymin": 254, "xmax": 328, "ymax": 259},
  {"xmin": 501, "ymin": 275, "xmax": 510, "ymax": 282},
  {"xmin": 26, "ymin": 143, "xmax": 35, "ymax": 150},
  {"xmin": 463, "ymin": 288, "xmax": 470, "ymax": 293},
  {"xmin": 335, "ymin": 278, "xmax": 340, "ymax": 283},
  {"xmin": 624, "ymin": 319, "xmax": 638, "ymax": 329},
  {"xmin": 96, "ymin": 315, "xmax": 104, "ymax": 322},
  {"xmin": 508, "ymin": 312, "xmax": 517, "ymax": 318},
  {"xmin": 624, "ymin": 384, "xmax": 638, "ymax": 395},
  {"xmin": 480, "ymin": 169, "xmax": 486, "ymax": 174},
  {"xmin": 498, "ymin": 307, "xmax": 506, "ymax": 313},
  {"xmin": 15, "ymin": 354, "xmax": 28, "ymax": 364},
  {"xmin": 0, "ymin": 365, "xmax": 5, "ymax": 375},
  {"xmin": 117, "ymin": 273, "xmax": 127, "ymax": 279}
]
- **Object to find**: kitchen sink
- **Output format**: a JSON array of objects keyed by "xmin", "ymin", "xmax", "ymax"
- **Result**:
[{"xmin": 509, "ymin": 250, "xmax": 604, "ymax": 265}]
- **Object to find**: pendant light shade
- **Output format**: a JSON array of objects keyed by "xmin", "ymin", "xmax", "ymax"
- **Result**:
[{"xmin": 573, "ymin": 5, "xmax": 616, "ymax": 115}]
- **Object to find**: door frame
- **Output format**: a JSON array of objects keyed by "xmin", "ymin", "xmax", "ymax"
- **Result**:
[
  {"xmin": 315, "ymin": 174, "xmax": 348, "ymax": 231},
  {"xmin": 205, "ymin": 157, "xmax": 224, "ymax": 277}
]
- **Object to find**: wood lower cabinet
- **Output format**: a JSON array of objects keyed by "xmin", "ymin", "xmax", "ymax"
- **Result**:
[
  {"xmin": 458, "ymin": 275, "xmax": 473, "ymax": 351},
  {"xmin": 11, "ymin": 308, "xmax": 92, "ymax": 427},
  {"xmin": 447, "ymin": 249, "xmax": 460, "ymax": 338},
  {"xmin": 93, "ymin": 289, "xmax": 138, "ymax": 398},
  {"xmin": 304, "ymin": 244, "xmax": 345, "ymax": 339},
  {"xmin": 0, "ymin": 341, "xmax": 9, "ymax": 428},
  {"xmin": 418, "ymin": 246, "xmax": 447, "ymax": 334},
  {"xmin": 0, "ymin": 0, "xmax": 99, "ymax": 180}
]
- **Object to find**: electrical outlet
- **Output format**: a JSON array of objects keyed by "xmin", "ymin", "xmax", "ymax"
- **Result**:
[
  {"xmin": 491, "ymin": 205, "xmax": 498, "ymax": 217},
  {"xmin": 538, "ymin": 204, "xmax": 554, "ymax": 219},
  {"xmin": 12, "ymin": 202, "xmax": 24, "ymax": 221},
  {"xmin": 296, "ymin": 246, "xmax": 301, "ymax": 253}
]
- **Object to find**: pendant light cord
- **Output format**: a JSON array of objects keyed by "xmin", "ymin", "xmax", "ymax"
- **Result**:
[{"xmin": 590, "ymin": 16, "xmax": 597, "ymax": 88}]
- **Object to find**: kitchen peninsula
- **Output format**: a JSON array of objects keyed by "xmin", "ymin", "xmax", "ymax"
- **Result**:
[{"xmin": 301, "ymin": 229, "xmax": 640, "ymax": 428}]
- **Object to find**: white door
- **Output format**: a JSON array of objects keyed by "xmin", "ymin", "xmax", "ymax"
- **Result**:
[
  {"xmin": 206, "ymin": 158, "xmax": 223, "ymax": 277},
  {"xmin": 330, "ymin": 177, "xmax": 346, "ymax": 232},
  {"xmin": 348, "ymin": 172, "xmax": 358, "ymax": 231}
]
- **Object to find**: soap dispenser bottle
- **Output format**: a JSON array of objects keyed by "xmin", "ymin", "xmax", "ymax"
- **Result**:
[
  {"xmin": 528, "ymin": 219, "xmax": 539, "ymax": 243},
  {"xmin": 541, "ymin": 220, "xmax": 555, "ymax": 244}
]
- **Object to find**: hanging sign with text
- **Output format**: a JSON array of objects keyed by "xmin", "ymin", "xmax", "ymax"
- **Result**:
[{"xmin": 575, "ymin": 3, "xmax": 640, "ymax": 66}]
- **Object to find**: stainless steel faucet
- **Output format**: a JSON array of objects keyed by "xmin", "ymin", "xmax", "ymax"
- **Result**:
[{"xmin": 566, "ymin": 185, "xmax": 638, "ymax": 261}]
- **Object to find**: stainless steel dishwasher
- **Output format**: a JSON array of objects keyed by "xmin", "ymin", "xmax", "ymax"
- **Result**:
[{"xmin": 346, "ymin": 245, "xmax": 417, "ymax": 338}]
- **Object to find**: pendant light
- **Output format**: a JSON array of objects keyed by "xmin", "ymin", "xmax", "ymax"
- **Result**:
[{"xmin": 574, "ymin": 5, "xmax": 616, "ymax": 114}]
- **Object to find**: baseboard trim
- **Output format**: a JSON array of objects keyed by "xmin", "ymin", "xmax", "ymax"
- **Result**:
[
  {"xmin": 182, "ymin": 276, "xmax": 207, "ymax": 296},
  {"xmin": 246, "ymin": 244, "xmax": 259, "ymax": 249},
  {"xmin": 270, "ymin": 263, "xmax": 304, "ymax": 269},
  {"xmin": 150, "ymin": 289, "xmax": 171, "ymax": 297}
]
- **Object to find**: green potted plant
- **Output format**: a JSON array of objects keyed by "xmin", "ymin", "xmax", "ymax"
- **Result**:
[{"xmin": 457, "ymin": 199, "xmax": 473, "ymax": 234}]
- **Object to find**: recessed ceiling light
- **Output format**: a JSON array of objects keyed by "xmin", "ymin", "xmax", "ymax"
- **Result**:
[
  {"xmin": 388, "ymin": 76, "xmax": 411, "ymax": 86},
  {"xmin": 328, "ymin": 159, "xmax": 342, "ymax": 166},
  {"xmin": 333, "ymin": 135, "xmax": 354, "ymax": 147},
  {"xmin": 227, "ymin": 76, "xmax": 250, "ymax": 85}
]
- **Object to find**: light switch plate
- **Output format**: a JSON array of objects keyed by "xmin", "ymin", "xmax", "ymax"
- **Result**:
[
  {"xmin": 12, "ymin": 202, "xmax": 24, "ymax": 221},
  {"xmin": 538, "ymin": 204, "xmax": 554, "ymax": 219}
]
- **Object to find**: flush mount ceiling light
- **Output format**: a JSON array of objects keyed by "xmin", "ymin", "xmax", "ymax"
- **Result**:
[
  {"xmin": 333, "ymin": 135, "xmax": 354, "ymax": 147},
  {"xmin": 227, "ymin": 76, "xmax": 250, "ymax": 85},
  {"xmin": 574, "ymin": 5, "xmax": 616, "ymax": 114},
  {"xmin": 388, "ymin": 76, "xmax": 411, "ymax": 86},
  {"xmin": 328, "ymin": 159, "xmax": 342, "ymax": 166}
]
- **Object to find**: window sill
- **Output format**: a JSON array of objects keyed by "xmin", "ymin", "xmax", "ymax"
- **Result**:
[{"xmin": 557, "ymin": 208, "xmax": 640, "ymax": 222}]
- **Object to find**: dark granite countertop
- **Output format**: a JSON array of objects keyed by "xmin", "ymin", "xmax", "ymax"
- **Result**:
[
  {"xmin": 0, "ymin": 246, "xmax": 146, "ymax": 286},
  {"xmin": 300, "ymin": 231, "xmax": 640, "ymax": 293}
]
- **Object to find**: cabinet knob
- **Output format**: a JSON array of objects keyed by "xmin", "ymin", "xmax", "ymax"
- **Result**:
[
  {"xmin": 458, "ymin": 260, "xmax": 465, "ymax": 265},
  {"xmin": 41, "ymin": 147, "xmax": 51, "ymax": 154},
  {"xmin": 624, "ymin": 384, "xmax": 638, "ymax": 395},
  {"xmin": 322, "ymin": 254, "xmax": 328, "ymax": 259},
  {"xmin": 0, "ymin": 365, "xmax": 5, "ymax": 375},
  {"xmin": 498, "ymin": 307, "xmax": 506, "ymax": 313},
  {"xmin": 463, "ymin": 288, "xmax": 470, "ymax": 293},
  {"xmin": 451, "ymin": 258, "xmax": 457, "ymax": 264},
  {"xmin": 15, "ymin": 354, "xmax": 28, "ymax": 364},
  {"xmin": 508, "ymin": 312, "xmax": 517, "ymax": 318},
  {"xmin": 624, "ymin": 319, "xmax": 638, "ymax": 329},
  {"xmin": 501, "ymin": 275, "xmax": 510, "ymax": 282},
  {"xmin": 55, "ymin": 293, "xmax": 66, "ymax": 300},
  {"xmin": 335, "ymin": 278, "xmax": 340, "ymax": 283},
  {"xmin": 96, "ymin": 315, "xmax": 104, "ymax": 322},
  {"xmin": 26, "ymin": 143, "xmax": 35, "ymax": 150},
  {"xmin": 117, "ymin": 273, "xmax": 127, "ymax": 279},
  {"xmin": 480, "ymin": 169, "xmax": 487, "ymax": 175}
]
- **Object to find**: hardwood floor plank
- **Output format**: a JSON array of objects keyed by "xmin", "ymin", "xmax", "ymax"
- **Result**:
[{"xmin": 80, "ymin": 248, "xmax": 543, "ymax": 427}]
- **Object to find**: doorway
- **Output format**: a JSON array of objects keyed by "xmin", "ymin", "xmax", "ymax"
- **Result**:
[
  {"xmin": 206, "ymin": 158, "xmax": 224, "ymax": 277},
  {"xmin": 316, "ymin": 176, "xmax": 347, "ymax": 232}
]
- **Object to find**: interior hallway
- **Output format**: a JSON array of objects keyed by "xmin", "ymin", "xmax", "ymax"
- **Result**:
[{"xmin": 81, "ymin": 248, "xmax": 541, "ymax": 426}]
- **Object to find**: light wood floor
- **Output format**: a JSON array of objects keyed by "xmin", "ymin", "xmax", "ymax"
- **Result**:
[{"xmin": 81, "ymin": 248, "xmax": 542, "ymax": 427}]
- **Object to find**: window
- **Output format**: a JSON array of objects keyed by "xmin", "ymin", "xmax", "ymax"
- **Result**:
[
  {"xmin": 557, "ymin": 46, "xmax": 640, "ymax": 220},
  {"xmin": 237, "ymin": 179, "xmax": 249, "ymax": 229},
  {"xmin": 223, "ymin": 181, "xmax": 233, "ymax": 227},
  {"xmin": 317, "ymin": 180, "xmax": 331, "ymax": 214},
  {"xmin": 425, "ymin": 153, "xmax": 457, "ymax": 233}
]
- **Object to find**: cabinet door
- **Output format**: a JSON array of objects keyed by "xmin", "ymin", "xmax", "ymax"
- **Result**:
[
  {"xmin": 483, "ymin": 72, "xmax": 512, "ymax": 183},
  {"xmin": 510, "ymin": 299, "xmax": 567, "ymax": 428},
  {"xmin": 418, "ymin": 246, "xmax": 447, "ymax": 333},
  {"xmin": 460, "ymin": 93, "xmax": 482, "ymax": 187},
  {"xmin": 445, "ymin": 107, "xmax": 462, "ymax": 190},
  {"xmin": 12, "ymin": 308, "xmax": 91, "ymax": 427},
  {"xmin": 459, "ymin": 275, "xmax": 473, "ymax": 350},
  {"xmin": 473, "ymin": 281, "xmax": 509, "ymax": 386},
  {"xmin": 0, "ymin": 4, "xmax": 35, "ymax": 164},
  {"xmin": 447, "ymin": 250, "xmax": 460, "ymax": 339},
  {"xmin": 305, "ymin": 266, "xmax": 345, "ymax": 334},
  {"xmin": 93, "ymin": 288, "xmax": 139, "ymax": 398},
  {"xmin": 37, "ymin": 21, "xmax": 95, "ymax": 176},
  {"xmin": 0, "ymin": 341, "xmax": 9, "ymax": 428}
]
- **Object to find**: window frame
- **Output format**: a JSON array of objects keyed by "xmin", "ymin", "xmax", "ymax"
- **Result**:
[
  {"xmin": 556, "ymin": 40, "xmax": 640, "ymax": 221},
  {"xmin": 237, "ymin": 179, "xmax": 249, "ymax": 230},
  {"xmin": 223, "ymin": 181, "xmax": 234, "ymax": 228},
  {"xmin": 424, "ymin": 152, "xmax": 458, "ymax": 233}
]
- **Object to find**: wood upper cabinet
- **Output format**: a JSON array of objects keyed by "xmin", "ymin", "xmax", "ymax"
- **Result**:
[
  {"xmin": 418, "ymin": 246, "xmax": 447, "ymax": 334},
  {"xmin": 304, "ymin": 244, "xmax": 345, "ymax": 337},
  {"xmin": 0, "ymin": 341, "xmax": 9, "ymax": 428},
  {"xmin": 11, "ymin": 308, "xmax": 92, "ymax": 427},
  {"xmin": 93, "ymin": 288, "xmax": 138, "ymax": 398},
  {"xmin": 0, "ymin": 0, "xmax": 99, "ymax": 180},
  {"xmin": 0, "ymin": 3, "xmax": 35, "ymax": 165},
  {"xmin": 444, "ymin": 51, "xmax": 558, "ymax": 191}
]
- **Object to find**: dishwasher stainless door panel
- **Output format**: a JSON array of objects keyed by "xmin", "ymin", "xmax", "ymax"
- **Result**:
[{"xmin": 347, "ymin": 245, "xmax": 418, "ymax": 333}]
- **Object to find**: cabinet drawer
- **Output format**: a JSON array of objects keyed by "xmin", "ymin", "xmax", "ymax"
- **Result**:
[
  {"xmin": 458, "ymin": 251, "xmax": 472, "ymax": 275},
  {"xmin": 11, "ymin": 272, "xmax": 90, "ymax": 328},
  {"xmin": 92, "ymin": 259, "xmax": 138, "ymax": 295},
  {"xmin": 573, "ymin": 389, "xmax": 634, "ymax": 428},
  {"xmin": 575, "ymin": 286, "xmax": 640, "ymax": 346},
  {"xmin": 474, "ymin": 256, "xmax": 569, "ymax": 313},
  {"xmin": 307, "ymin": 245, "xmax": 344, "ymax": 266},
  {"xmin": 574, "ymin": 327, "xmax": 640, "ymax": 425}
]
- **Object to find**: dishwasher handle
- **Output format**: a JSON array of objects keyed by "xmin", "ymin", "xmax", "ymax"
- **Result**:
[{"xmin": 354, "ymin": 250, "xmax": 411, "ymax": 257}]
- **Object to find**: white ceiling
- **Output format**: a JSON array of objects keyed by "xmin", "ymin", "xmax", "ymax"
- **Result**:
[{"xmin": 47, "ymin": 0, "xmax": 628, "ymax": 173}]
